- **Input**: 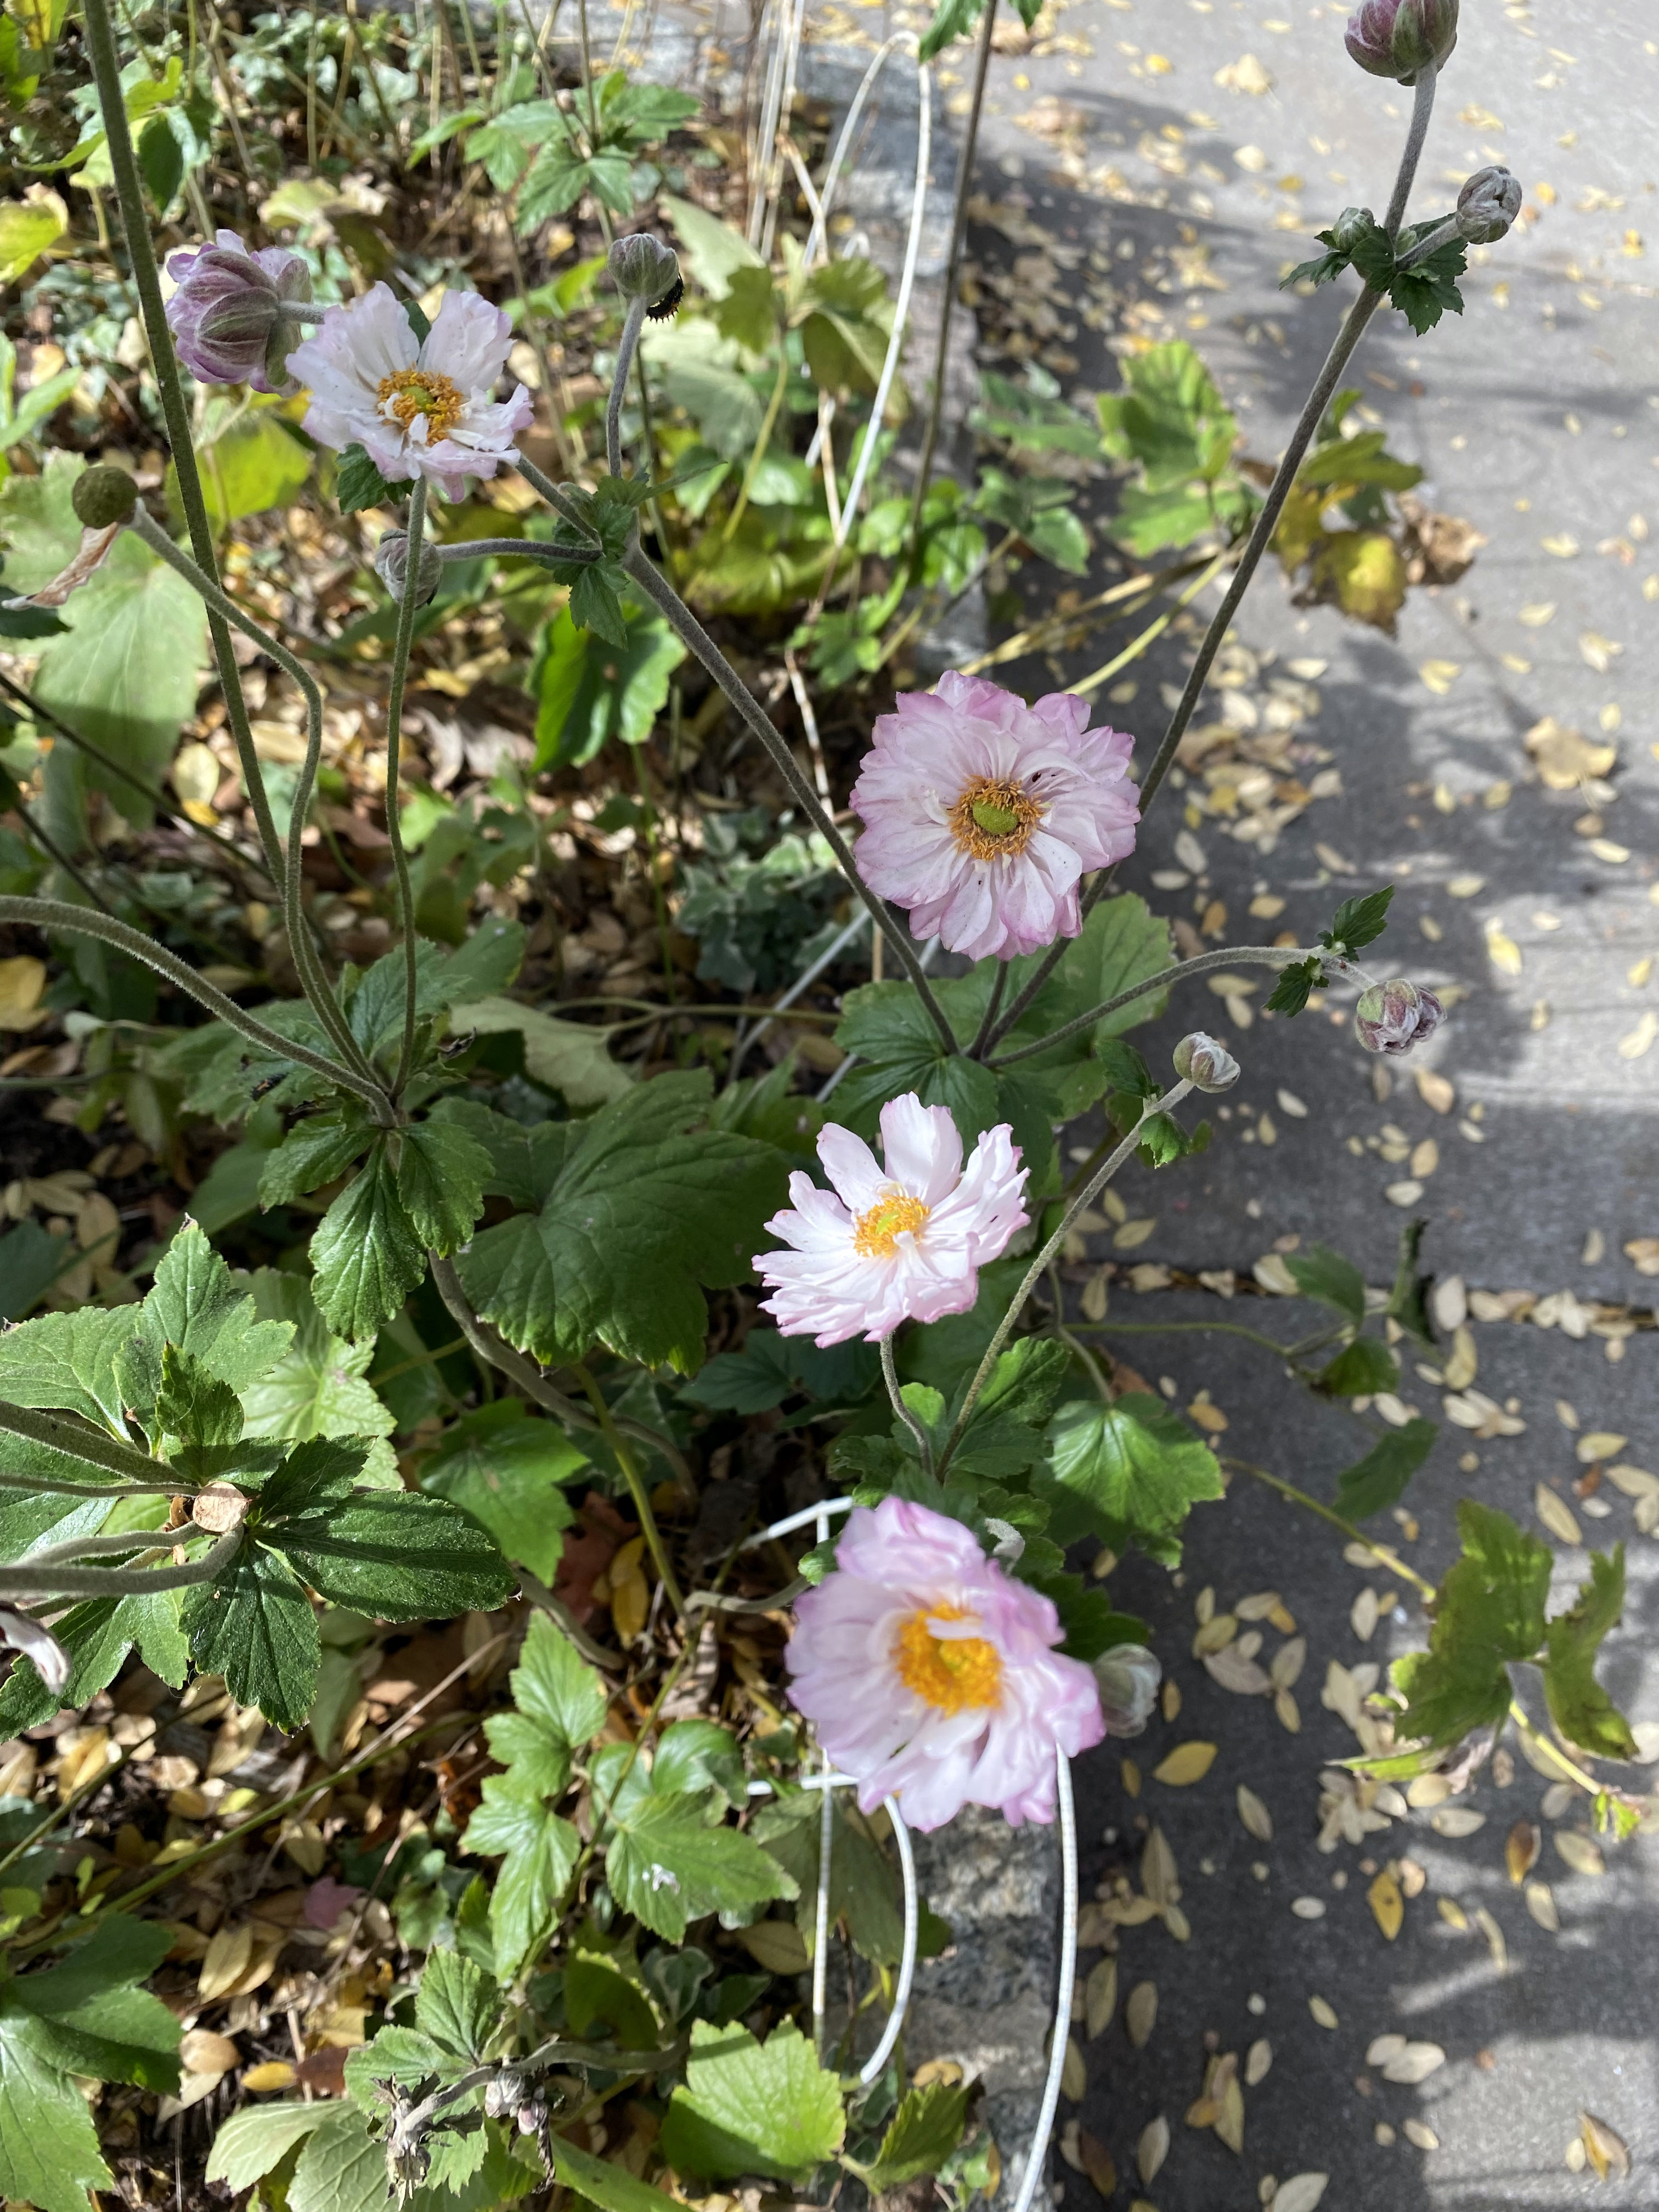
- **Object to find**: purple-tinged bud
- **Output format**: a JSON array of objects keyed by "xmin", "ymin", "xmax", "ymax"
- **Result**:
[
  {"xmin": 1173, "ymin": 1031, "xmax": 1241, "ymax": 1092},
  {"xmin": 1457, "ymin": 165, "xmax": 1522, "ymax": 243},
  {"xmin": 1355, "ymin": 977, "xmax": 1446, "ymax": 1054},
  {"xmin": 1345, "ymin": 0, "xmax": 1458, "ymax": 83},
  {"xmin": 164, "ymin": 228, "xmax": 313, "ymax": 393},
  {"xmin": 1093, "ymin": 1643, "xmax": 1162, "ymax": 1737},
  {"xmin": 71, "ymin": 465, "xmax": 138, "ymax": 529},
  {"xmin": 375, "ymin": 528, "xmax": 443, "ymax": 607}
]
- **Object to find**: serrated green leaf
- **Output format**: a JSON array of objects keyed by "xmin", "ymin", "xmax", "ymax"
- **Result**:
[
  {"xmin": 420, "ymin": 1403, "xmax": 585, "ymax": 1582},
  {"xmin": 156, "ymin": 1341, "xmax": 244, "ymax": 1451},
  {"xmin": 309, "ymin": 1142, "xmax": 426, "ymax": 1341},
  {"xmin": 336, "ymin": 443, "xmax": 399, "ymax": 514},
  {"xmin": 205, "ymin": 2103, "xmax": 329, "ymax": 2192},
  {"xmin": 239, "ymin": 1271, "xmax": 396, "ymax": 1465},
  {"xmin": 182, "ymin": 1540, "xmax": 319, "ymax": 1732},
  {"xmin": 659, "ymin": 2020, "xmax": 844, "ymax": 2183},
  {"xmin": 860, "ymin": 2081, "xmax": 972, "ymax": 2189},
  {"xmin": 416, "ymin": 1946, "xmax": 499, "ymax": 2061},
  {"xmin": 258, "ymin": 1109, "xmax": 374, "ymax": 1209},
  {"xmin": 462, "ymin": 1781, "xmax": 580, "ymax": 1978},
  {"xmin": 1334, "ymin": 1417, "xmax": 1436, "ymax": 1521},
  {"xmin": 513, "ymin": 1610, "xmax": 610, "ymax": 1751},
  {"xmin": 750, "ymin": 1790, "xmax": 903, "ymax": 1966},
  {"xmin": 117, "ymin": 1221, "xmax": 294, "ymax": 1433},
  {"xmin": 1045, "ymin": 1392, "xmax": 1223, "ymax": 1566},
  {"xmin": 0, "ymin": 1306, "xmax": 140, "ymax": 1434},
  {"xmin": 1316, "ymin": 1337, "xmax": 1398, "ymax": 1397},
  {"xmin": 287, "ymin": 2099, "xmax": 395, "ymax": 2212},
  {"xmin": 606, "ymin": 1796, "xmax": 795, "ymax": 1943},
  {"xmin": 1542, "ymin": 1545, "xmax": 1638, "ymax": 1759},
  {"xmin": 396, "ymin": 1120, "xmax": 492, "ymax": 1254},
  {"xmin": 1284, "ymin": 1241, "xmax": 1367, "ymax": 1328},
  {"xmin": 1265, "ymin": 955, "xmax": 1322, "ymax": 1018},
  {"xmin": 1321, "ymin": 885, "xmax": 1394, "ymax": 955},
  {"xmin": 1390, "ymin": 1501, "xmax": 1551, "ymax": 1749},
  {"xmin": 547, "ymin": 2134, "xmax": 686, "ymax": 2212},
  {"xmin": 262, "ymin": 1490, "xmax": 513, "ymax": 1622}
]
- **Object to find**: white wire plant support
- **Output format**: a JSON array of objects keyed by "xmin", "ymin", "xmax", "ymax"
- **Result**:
[{"xmin": 741, "ymin": 1502, "xmax": 1080, "ymax": 2192}]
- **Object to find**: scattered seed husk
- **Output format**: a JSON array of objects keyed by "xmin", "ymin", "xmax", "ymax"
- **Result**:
[
  {"xmin": 1367, "ymin": 2034, "xmax": 1407, "ymax": 2068},
  {"xmin": 1143, "ymin": 1825, "xmax": 1178, "ymax": 1905},
  {"xmin": 1122, "ymin": 1756, "xmax": 1142, "ymax": 1798},
  {"xmin": 1195, "ymin": 1584, "xmax": 1216, "ymax": 1625},
  {"xmin": 1350, "ymin": 1589, "xmax": 1380, "ymax": 1641},
  {"xmin": 198, "ymin": 1923, "xmax": 255, "ymax": 2003},
  {"xmin": 1062, "ymin": 2037, "xmax": 1087, "ymax": 2100},
  {"xmin": 1368, "ymin": 1868, "xmax": 1404, "ymax": 1940},
  {"xmin": 1154, "ymin": 1741, "xmax": 1217, "ymax": 1787},
  {"xmin": 1206, "ymin": 1644, "xmax": 1273, "ymax": 1695},
  {"xmin": 1398, "ymin": 1857, "xmax": 1427, "ymax": 1898},
  {"xmin": 1246, "ymin": 2038, "xmax": 1273, "ymax": 2087},
  {"xmin": 1540, "ymin": 1781, "xmax": 1575, "ymax": 1820},
  {"xmin": 1273, "ymin": 2173, "xmax": 1330, "ymax": 2212},
  {"xmin": 1554, "ymin": 1831, "xmax": 1606, "ymax": 1877},
  {"xmin": 1216, "ymin": 2069, "xmax": 1245, "ymax": 2155},
  {"xmin": 1579, "ymin": 2112, "xmax": 1631, "ymax": 2180},
  {"xmin": 1235, "ymin": 1589, "xmax": 1282, "ymax": 1621},
  {"xmin": 1237, "ymin": 1783, "xmax": 1274, "ymax": 1842},
  {"xmin": 1137, "ymin": 2115, "xmax": 1170, "ymax": 2186},
  {"xmin": 1565, "ymin": 2136, "xmax": 1588, "ymax": 2174},
  {"xmin": 1375, "ymin": 2122, "xmax": 1397, "ymax": 2146},
  {"xmin": 1383, "ymin": 2041, "xmax": 1447, "ymax": 2085},
  {"xmin": 1085, "ymin": 1956, "xmax": 1118, "ymax": 2041},
  {"xmin": 1275, "ymin": 1689, "xmax": 1302, "ymax": 1733},
  {"xmin": 1438, "ymin": 1897, "xmax": 1469, "ymax": 1931},
  {"xmin": 1291, "ymin": 1896, "xmax": 1327, "ymax": 1920},
  {"xmin": 1473, "ymin": 1905, "xmax": 1509, "ymax": 1974},
  {"xmin": 1126, "ymin": 1980, "xmax": 1159, "ymax": 2047},
  {"xmin": 1161, "ymin": 1679, "xmax": 1181, "ymax": 1723},
  {"xmin": 1164, "ymin": 1901, "xmax": 1192, "ymax": 1942},
  {"xmin": 1431, "ymin": 1806, "xmax": 1486, "ymax": 1838},
  {"xmin": 1403, "ymin": 2119, "xmax": 1441, "ymax": 2151},
  {"xmin": 1536, "ymin": 1485, "xmax": 1583, "ymax": 1545},
  {"xmin": 1505, "ymin": 1820, "xmax": 1542, "ymax": 1882},
  {"xmin": 1308, "ymin": 1995, "xmax": 1339, "ymax": 2029},
  {"xmin": 1078, "ymin": 2129, "xmax": 1116, "ymax": 2198},
  {"xmin": 1407, "ymin": 1772, "xmax": 1453, "ymax": 1809},
  {"xmin": 1193, "ymin": 1613, "xmax": 1239, "ymax": 1656},
  {"xmin": 1271, "ymin": 1636, "xmax": 1307, "ymax": 1689},
  {"xmin": 1525, "ymin": 1880, "xmax": 1560, "ymax": 1931},
  {"xmin": 1322, "ymin": 1661, "xmax": 1363, "ymax": 1729}
]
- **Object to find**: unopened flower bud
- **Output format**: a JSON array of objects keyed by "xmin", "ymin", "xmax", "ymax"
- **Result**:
[
  {"xmin": 1355, "ymin": 977, "xmax": 1446, "ymax": 1054},
  {"xmin": 1456, "ymin": 165, "xmax": 1522, "ymax": 243},
  {"xmin": 71, "ymin": 465, "xmax": 138, "ymax": 529},
  {"xmin": 1093, "ymin": 1643, "xmax": 1162, "ymax": 1737},
  {"xmin": 1345, "ymin": 0, "xmax": 1458, "ymax": 83},
  {"xmin": 1172, "ymin": 1031, "xmax": 1240, "ymax": 1092},
  {"xmin": 1331, "ymin": 205, "xmax": 1375, "ymax": 252},
  {"xmin": 608, "ymin": 232, "xmax": 683, "ymax": 314},
  {"xmin": 164, "ymin": 228, "xmax": 313, "ymax": 393},
  {"xmin": 375, "ymin": 528, "xmax": 443, "ymax": 607},
  {"xmin": 484, "ymin": 2070, "xmax": 528, "ymax": 2122}
]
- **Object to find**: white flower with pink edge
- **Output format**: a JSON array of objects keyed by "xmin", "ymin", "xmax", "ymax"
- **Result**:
[
  {"xmin": 753, "ymin": 1093, "xmax": 1027, "ymax": 1347},
  {"xmin": 286, "ymin": 283, "xmax": 534, "ymax": 502}
]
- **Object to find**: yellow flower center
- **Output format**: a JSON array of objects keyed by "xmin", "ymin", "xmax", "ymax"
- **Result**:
[
  {"xmin": 894, "ymin": 1605, "xmax": 1003, "ymax": 1713},
  {"xmin": 948, "ymin": 775, "xmax": 1043, "ymax": 861},
  {"xmin": 852, "ymin": 1189, "xmax": 930, "ymax": 1259},
  {"xmin": 377, "ymin": 366, "xmax": 465, "ymax": 439}
]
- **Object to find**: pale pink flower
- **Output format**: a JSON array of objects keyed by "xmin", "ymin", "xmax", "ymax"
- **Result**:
[
  {"xmin": 287, "ymin": 283, "xmax": 534, "ymax": 502},
  {"xmin": 850, "ymin": 673, "xmax": 1140, "ymax": 962},
  {"xmin": 753, "ymin": 1093, "xmax": 1027, "ymax": 1347},
  {"xmin": 786, "ymin": 1497, "xmax": 1105, "ymax": 1830}
]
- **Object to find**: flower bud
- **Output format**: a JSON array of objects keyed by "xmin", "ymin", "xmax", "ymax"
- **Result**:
[
  {"xmin": 484, "ymin": 2070, "xmax": 528, "ymax": 2122},
  {"xmin": 70, "ymin": 465, "xmax": 138, "ymax": 529},
  {"xmin": 1172, "ymin": 1031, "xmax": 1240, "ymax": 1092},
  {"xmin": 1354, "ymin": 977, "xmax": 1446, "ymax": 1054},
  {"xmin": 375, "ymin": 528, "xmax": 443, "ymax": 607},
  {"xmin": 1093, "ymin": 1643, "xmax": 1162, "ymax": 1738},
  {"xmin": 1331, "ymin": 205, "xmax": 1375, "ymax": 252},
  {"xmin": 608, "ymin": 232, "xmax": 683, "ymax": 312},
  {"xmin": 1344, "ymin": 0, "xmax": 1458, "ymax": 83},
  {"xmin": 164, "ymin": 228, "xmax": 313, "ymax": 393},
  {"xmin": 1456, "ymin": 165, "xmax": 1522, "ymax": 243}
]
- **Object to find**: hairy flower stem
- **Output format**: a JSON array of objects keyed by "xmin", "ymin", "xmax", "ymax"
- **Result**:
[
  {"xmin": 906, "ymin": 0, "xmax": 998, "ymax": 552},
  {"xmin": 0, "ymin": 1402, "xmax": 168, "ymax": 1485},
  {"xmin": 0, "ymin": 1525, "xmax": 243, "ymax": 1600},
  {"xmin": 126, "ymin": 511, "xmax": 382, "ymax": 1092},
  {"xmin": 940, "ymin": 1082, "xmax": 1194, "ymax": 1472},
  {"xmin": 1227, "ymin": 1457, "xmax": 1434, "ymax": 1596},
  {"xmin": 80, "ymin": 0, "xmax": 289, "ymax": 900},
  {"xmin": 607, "ymin": 296, "xmax": 650, "ymax": 478},
  {"xmin": 0, "ymin": 898, "xmax": 387, "ymax": 1106},
  {"xmin": 881, "ymin": 1335, "xmax": 934, "ymax": 1476},
  {"xmin": 981, "ymin": 67, "xmax": 1440, "ymax": 1060},
  {"xmin": 386, "ymin": 478, "xmax": 428, "ymax": 1098},
  {"xmin": 572, "ymin": 1361, "xmax": 687, "ymax": 1622},
  {"xmin": 967, "ymin": 960, "xmax": 1009, "ymax": 1058},
  {"xmin": 988, "ymin": 942, "xmax": 1328, "ymax": 1069}
]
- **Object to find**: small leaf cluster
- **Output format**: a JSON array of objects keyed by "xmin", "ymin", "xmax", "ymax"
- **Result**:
[
  {"xmin": 1265, "ymin": 883, "xmax": 1395, "ymax": 1017},
  {"xmin": 1285, "ymin": 210, "xmax": 1469, "ymax": 334}
]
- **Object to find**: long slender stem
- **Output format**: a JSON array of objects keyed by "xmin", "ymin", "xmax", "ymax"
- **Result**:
[
  {"xmin": 0, "ymin": 1525, "xmax": 242, "ymax": 1599},
  {"xmin": 386, "ymin": 478, "xmax": 428, "ymax": 1097},
  {"xmin": 10, "ymin": 792, "xmax": 117, "ymax": 916},
  {"xmin": 881, "ymin": 1334, "xmax": 934, "ymax": 1475},
  {"xmin": 571, "ymin": 1361, "xmax": 686, "ymax": 1621},
  {"xmin": 126, "ymin": 511, "xmax": 382, "ymax": 1091},
  {"xmin": 986, "ymin": 943, "xmax": 1321, "ymax": 1069},
  {"xmin": 606, "ymin": 296, "xmax": 650, "ymax": 479},
  {"xmin": 906, "ymin": 0, "xmax": 997, "ymax": 548},
  {"xmin": 619, "ymin": 541, "xmax": 961, "ymax": 1056},
  {"xmin": 431, "ymin": 538, "xmax": 600, "ymax": 566},
  {"xmin": 80, "ymin": 0, "xmax": 289, "ymax": 897},
  {"xmin": 967, "ymin": 960, "xmax": 1008, "ymax": 1059},
  {"xmin": 981, "ymin": 70, "xmax": 1440, "ymax": 1062},
  {"xmin": 941, "ymin": 1083, "xmax": 1192, "ymax": 1470},
  {"xmin": 0, "ymin": 898, "xmax": 387, "ymax": 1108},
  {"xmin": 1227, "ymin": 1457, "xmax": 1434, "ymax": 1597},
  {"xmin": 1070, "ymin": 1316, "xmax": 1306, "ymax": 1361},
  {"xmin": 721, "ymin": 334, "xmax": 789, "ymax": 544},
  {"xmin": 0, "ymin": 1403, "xmax": 164, "ymax": 1485}
]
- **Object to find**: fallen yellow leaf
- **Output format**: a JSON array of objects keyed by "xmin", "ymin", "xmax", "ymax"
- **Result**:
[
  {"xmin": 1368, "ymin": 1867, "xmax": 1403, "ymax": 1940},
  {"xmin": 1153, "ymin": 1741, "xmax": 1218, "ymax": 1787}
]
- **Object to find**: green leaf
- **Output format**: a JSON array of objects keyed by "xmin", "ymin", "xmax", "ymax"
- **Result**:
[
  {"xmin": 288, "ymin": 2099, "xmax": 398, "ymax": 2212},
  {"xmin": 0, "ymin": 193, "xmax": 66, "ymax": 287},
  {"xmin": 0, "ymin": 454, "xmax": 207, "ymax": 834},
  {"xmin": 336, "ymin": 443, "xmax": 399, "ymax": 514},
  {"xmin": 661, "ymin": 2021, "xmax": 843, "ymax": 2183},
  {"xmin": 919, "ymin": 0, "xmax": 986, "ymax": 60},
  {"xmin": 0, "ymin": 1304, "xmax": 139, "ymax": 1432},
  {"xmin": 447, "ymin": 997, "xmax": 634, "ymax": 1109},
  {"xmin": 421, "ymin": 1403, "xmax": 586, "ymax": 1582},
  {"xmin": 605, "ymin": 1795, "xmax": 794, "ymax": 1943},
  {"xmin": 416, "ymin": 1946, "xmax": 499, "ymax": 2060},
  {"xmin": 1334, "ymin": 1418, "xmax": 1436, "ymax": 1520},
  {"xmin": 750, "ymin": 1790, "xmax": 904, "ymax": 1966},
  {"xmin": 1045, "ymin": 1392, "xmax": 1223, "ymax": 1566},
  {"xmin": 0, "ymin": 2016, "xmax": 117, "ymax": 2212},
  {"xmin": 1390, "ymin": 1502, "xmax": 1551, "ymax": 1749},
  {"xmin": 0, "ymin": 1587, "xmax": 185, "ymax": 1736},
  {"xmin": 156, "ymin": 1341, "xmax": 244, "ymax": 1451},
  {"xmin": 188, "ymin": 403, "xmax": 313, "ymax": 524},
  {"xmin": 239, "ymin": 1271, "xmax": 396, "ymax": 1461},
  {"xmin": 548, "ymin": 2134, "xmax": 687, "ymax": 2212},
  {"xmin": 860, "ymin": 2081, "xmax": 972, "ymax": 2188},
  {"xmin": 1284, "ymin": 1243, "xmax": 1366, "ymax": 1329},
  {"xmin": 514, "ymin": 1610, "xmax": 611, "ymax": 1751},
  {"xmin": 1265, "ymin": 955, "xmax": 1322, "ymax": 1018},
  {"xmin": 1024, "ymin": 1571, "xmax": 1147, "ymax": 1663},
  {"xmin": 832, "ymin": 980, "xmax": 1001, "ymax": 1142},
  {"xmin": 182, "ymin": 1539, "xmax": 319, "ymax": 1732},
  {"xmin": 457, "ymin": 1070, "xmax": 788, "ymax": 1374},
  {"xmin": 309, "ymin": 1142, "xmax": 426, "ymax": 1341},
  {"xmin": 1316, "ymin": 1337, "xmax": 1398, "ymax": 1397},
  {"xmin": 115, "ymin": 1221, "xmax": 294, "ymax": 1436},
  {"xmin": 262, "ymin": 1489, "xmax": 514, "ymax": 1622},
  {"xmin": 1542, "ymin": 1545, "xmax": 1638, "ymax": 1759},
  {"xmin": 1321, "ymin": 885, "xmax": 1394, "ymax": 955},
  {"xmin": 462, "ymin": 1782, "xmax": 580, "ymax": 1979},
  {"xmin": 206, "ymin": 2102, "xmax": 329, "ymax": 2191},
  {"xmin": 1388, "ymin": 228, "xmax": 1466, "ymax": 334},
  {"xmin": 969, "ymin": 368, "xmax": 1100, "ymax": 459},
  {"xmin": 396, "ymin": 1120, "xmax": 492, "ymax": 1255},
  {"xmin": 533, "ymin": 600, "xmax": 687, "ymax": 769},
  {"xmin": 259, "ymin": 1109, "xmax": 375, "ymax": 1209},
  {"xmin": 1386, "ymin": 1215, "xmax": 1435, "ymax": 1347}
]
